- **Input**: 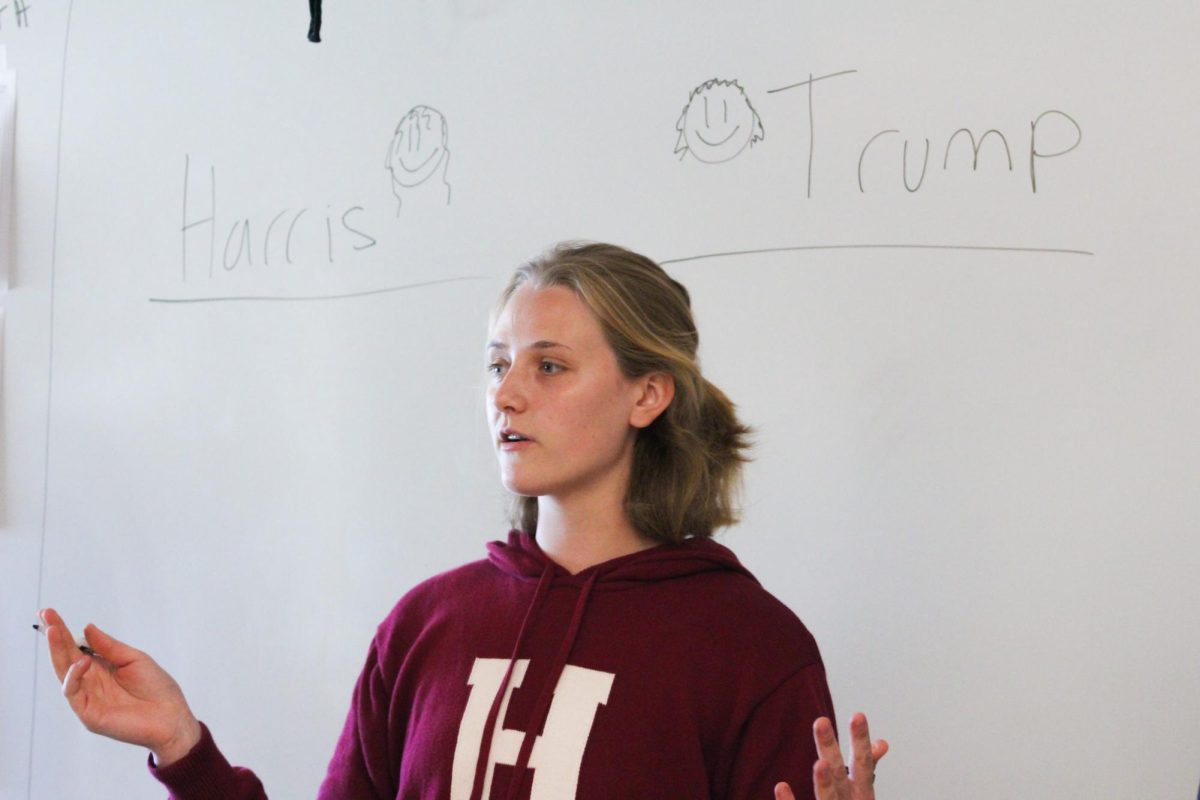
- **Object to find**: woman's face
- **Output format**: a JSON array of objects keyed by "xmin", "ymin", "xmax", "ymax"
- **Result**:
[{"xmin": 485, "ymin": 284, "xmax": 646, "ymax": 504}]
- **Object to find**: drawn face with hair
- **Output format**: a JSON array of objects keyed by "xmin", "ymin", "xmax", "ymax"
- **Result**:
[
  {"xmin": 385, "ymin": 106, "xmax": 449, "ymax": 187},
  {"xmin": 674, "ymin": 79, "xmax": 764, "ymax": 164}
]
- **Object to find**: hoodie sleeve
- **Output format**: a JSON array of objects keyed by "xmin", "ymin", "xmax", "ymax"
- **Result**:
[
  {"xmin": 315, "ymin": 632, "xmax": 401, "ymax": 800},
  {"xmin": 146, "ymin": 722, "xmax": 268, "ymax": 800},
  {"xmin": 723, "ymin": 661, "xmax": 837, "ymax": 800}
]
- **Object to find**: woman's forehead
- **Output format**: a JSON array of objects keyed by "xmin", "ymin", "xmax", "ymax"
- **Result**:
[{"xmin": 488, "ymin": 284, "xmax": 604, "ymax": 349}]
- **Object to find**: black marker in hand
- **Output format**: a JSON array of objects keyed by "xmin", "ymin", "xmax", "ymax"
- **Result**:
[{"xmin": 33, "ymin": 621, "xmax": 96, "ymax": 656}]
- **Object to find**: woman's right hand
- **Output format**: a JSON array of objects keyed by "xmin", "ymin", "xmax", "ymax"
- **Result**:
[{"xmin": 39, "ymin": 608, "xmax": 203, "ymax": 766}]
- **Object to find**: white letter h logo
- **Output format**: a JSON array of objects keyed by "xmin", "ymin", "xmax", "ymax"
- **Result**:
[{"xmin": 450, "ymin": 658, "xmax": 615, "ymax": 800}]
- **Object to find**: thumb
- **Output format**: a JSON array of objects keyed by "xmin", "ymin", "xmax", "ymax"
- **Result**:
[{"xmin": 82, "ymin": 624, "xmax": 143, "ymax": 666}]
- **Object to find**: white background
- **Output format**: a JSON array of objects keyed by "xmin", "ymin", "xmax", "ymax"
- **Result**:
[{"xmin": 2, "ymin": 2, "xmax": 1197, "ymax": 798}]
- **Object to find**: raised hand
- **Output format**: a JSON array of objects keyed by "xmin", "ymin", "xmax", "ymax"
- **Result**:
[
  {"xmin": 774, "ymin": 712, "xmax": 889, "ymax": 800},
  {"xmin": 38, "ymin": 608, "xmax": 203, "ymax": 766}
]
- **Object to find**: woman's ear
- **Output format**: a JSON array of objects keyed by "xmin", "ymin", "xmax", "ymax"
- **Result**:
[{"xmin": 629, "ymin": 372, "xmax": 675, "ymax": 429}]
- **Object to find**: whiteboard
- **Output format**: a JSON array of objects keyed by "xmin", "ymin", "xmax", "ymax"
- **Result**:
[{"xmin": 2, "ymin": 2, "xmax": 1198, "ymax": 798}]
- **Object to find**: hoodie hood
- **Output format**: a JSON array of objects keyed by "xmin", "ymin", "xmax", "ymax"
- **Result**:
[{"xmin": 486, "ymin": 528, "xmax": 757, "ymax": 589}]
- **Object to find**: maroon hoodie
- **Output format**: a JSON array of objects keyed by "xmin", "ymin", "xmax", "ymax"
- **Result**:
[{"xmin": 150, "ymin": 530, "xmax": 835, "ymax": 799}]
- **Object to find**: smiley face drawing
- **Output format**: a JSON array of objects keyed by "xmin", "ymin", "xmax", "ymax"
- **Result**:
[
  {"xmin": 674, "ymin": 79, "xmax": 764, "ymax": 164},
  {"xmin": 385, "ymin": 105, "xmax": 451, "ymax": 213}
]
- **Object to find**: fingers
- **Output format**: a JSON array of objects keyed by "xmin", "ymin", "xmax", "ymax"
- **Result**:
[
  {"xmin": 813, "ymin": 714, "xmax": 888, "ymax": 798},
  {"xmin": 812, "ymin": 759, "xmax": 838, "ymax": 800},
  {"xmin": 82, "ymin": 623, "xmax": 142, "ymax": 667},
  {"xmin": 62, "ymin": 653, "xmax": 93, "ymax": 700},
  {"xmin": 40, "ymin": 609, "xmax": 84, "ymax": 683},
  {"xmin": 62, "ymin": 656, "xmax": 113, "ymax": 737},
  {"xmin": 847, "ymin": 712, "xmax": 891, "ymax": 798},
  {"xmin": 812, "ymin": 717, "xmax": 846, "ymax": 777},
  {"xmin": 848, "ymin": 712, "xmax": 878, "ymax": 788},
  {"xmin": 812, "ymin": 717, "xmax": 850, "ymax": 799},
  {"xmin": 773, "ymin": 781, "xmax": 796, "ymax": 800}
]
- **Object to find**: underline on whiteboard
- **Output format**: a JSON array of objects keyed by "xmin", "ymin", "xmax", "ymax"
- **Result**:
[
  {"xmin": 147, "ymin": 275, "xmax": 489, "ymax": 304},
  {"xmin": 659, "ymin": 243, "xmax": 1094, "ymax": 266}
]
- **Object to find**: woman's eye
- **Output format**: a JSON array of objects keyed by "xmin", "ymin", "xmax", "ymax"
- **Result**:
[
  {"xmin": 486, "ymin": 362, "xmax": 506, "ymax": 376},
  {"xmin": 540, "ymin": 361, "xmax": 564, "ymax": 374}
]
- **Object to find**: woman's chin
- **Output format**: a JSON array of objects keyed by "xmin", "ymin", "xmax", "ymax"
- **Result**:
[{"xmin": 500, "ymin": 475, "xmax": 544, "ymax": 498}]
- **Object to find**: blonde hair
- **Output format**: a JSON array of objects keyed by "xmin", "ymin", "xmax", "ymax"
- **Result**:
[{"xmin": 493, "ymin": 241, "xmax": 752, "ymax": 544}]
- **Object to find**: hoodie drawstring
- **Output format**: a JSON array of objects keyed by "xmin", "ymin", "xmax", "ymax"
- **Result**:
[
  {"xmin": 501, "ymin": 570, "xmax": 599, "ymax": 800},
  {"xmin": 468, "ymin": 559, "xmax": 555, "ymax": 800}
]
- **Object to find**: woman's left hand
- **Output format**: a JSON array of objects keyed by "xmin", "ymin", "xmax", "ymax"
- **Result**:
[{"xmin": 773, "ymin": 712, "xmax": 889, "ymax": 800}]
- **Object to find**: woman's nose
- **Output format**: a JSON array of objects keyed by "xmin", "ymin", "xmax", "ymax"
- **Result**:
[{"xmin": 492, "ymin": 368, "xmax": 527, "ymax": 414}]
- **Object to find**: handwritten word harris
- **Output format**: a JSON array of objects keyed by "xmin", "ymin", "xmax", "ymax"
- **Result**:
[{"xmin": 180, "ymin": 155, "xmax": 377, "ymax": 281}]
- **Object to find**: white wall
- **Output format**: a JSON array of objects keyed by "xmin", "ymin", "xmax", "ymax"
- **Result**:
[{"xmin": 2, "ymin": 2, "xmax": 1197, "ymax": 798}]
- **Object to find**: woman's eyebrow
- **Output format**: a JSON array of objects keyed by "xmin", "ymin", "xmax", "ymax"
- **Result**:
[
  {"xmin": 486, "ymin": 340, "xmax": 573, "ymax": 352},
  {"xmin": 531, "ymin": 340, "xmax": 573, "ymax": 351}
]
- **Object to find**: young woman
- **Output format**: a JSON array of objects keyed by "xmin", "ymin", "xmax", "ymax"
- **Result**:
[{"xmin": 41, "ymin": 242, "xmax": 887, "ymax": 799}]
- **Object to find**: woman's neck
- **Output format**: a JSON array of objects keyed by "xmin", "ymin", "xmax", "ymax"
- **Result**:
[{"xmin": 534, "ymin": 495, "xmax": 657, "ymax": 575}]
